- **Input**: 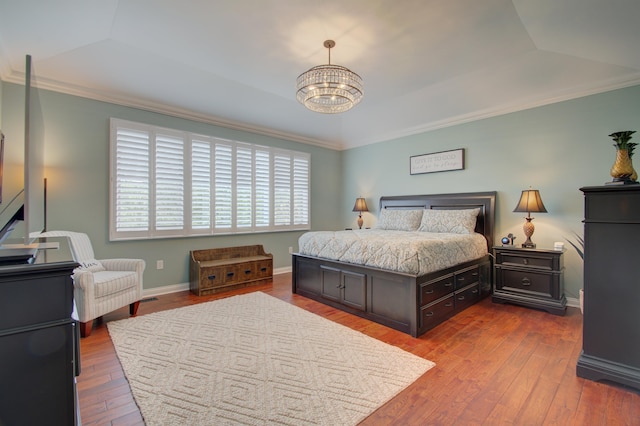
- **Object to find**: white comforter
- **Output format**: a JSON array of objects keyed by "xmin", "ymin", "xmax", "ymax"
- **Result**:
[{"xmin": 298, "ymin": 229, "xmax": 488, "ymax": 276}]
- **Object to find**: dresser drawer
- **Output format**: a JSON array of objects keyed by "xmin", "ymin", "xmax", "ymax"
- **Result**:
[
  {"xmin": 455, "ymin": 266, "xmax": 480, "ymax": 289},
  {"xmin": 420, "ymin": 295, "xmax": 455, "ymax": 331},
  {"xmin": 455, "ymin": 284, "xmax": 481, "ymax": 311},
  {"xmin": 420, "ymin": 274, "xmax": 454, "ymax": 306},
  {"xmin": 497, "ymin": 269, "xmax": 555, "ymax": 298}
]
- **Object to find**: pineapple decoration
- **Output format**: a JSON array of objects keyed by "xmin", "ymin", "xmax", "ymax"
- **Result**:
[{"xmin": 609, "ymin": 131, "xmax": 637, "ymax": 183}]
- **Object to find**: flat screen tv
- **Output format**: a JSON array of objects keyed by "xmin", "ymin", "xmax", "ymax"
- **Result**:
[{"xmin": 0, "ymin": 54, "xmax": 46, "ymax": 262}]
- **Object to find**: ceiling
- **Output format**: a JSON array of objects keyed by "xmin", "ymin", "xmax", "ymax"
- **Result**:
[{"xmin": 1, "ymin": 0, "xmax": 639, "ymax": 151}]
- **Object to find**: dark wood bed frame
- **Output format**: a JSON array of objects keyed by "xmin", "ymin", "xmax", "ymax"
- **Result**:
[{"xmin": 292, "ymin": 191, "xmax": 497, "ymax": 338}]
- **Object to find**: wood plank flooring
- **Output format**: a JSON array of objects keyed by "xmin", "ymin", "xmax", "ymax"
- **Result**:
[{"xmin": 77, "ymin": 273, "xmax": 640, "ymax": 425}]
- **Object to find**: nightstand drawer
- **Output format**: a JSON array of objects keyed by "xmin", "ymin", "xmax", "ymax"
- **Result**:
[
  {"xmin": 497, "ymin": 269, "xmax": 554, "ymax": 298},
  {"xmin": 420, "ymin": 274, "xmax": 454, "ymax": 306},
  {"xmin": 497, "ymin": 252, "xmax": 555, "ymax": 270}
]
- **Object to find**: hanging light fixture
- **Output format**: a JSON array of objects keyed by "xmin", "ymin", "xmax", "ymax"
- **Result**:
[{"xmin": 296, "ymin": 40, "xmax": 363, "ymax": 114}]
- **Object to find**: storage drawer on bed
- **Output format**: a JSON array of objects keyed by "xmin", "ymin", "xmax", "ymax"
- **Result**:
[
  {"xmin": 455, "ymin": 266, "xmax": 480, "ymax": 290},
  {"xmin": 455, "ymin": 283, "xmax": 481, "ymax": 312},
  {"xmin": 420, "ymin": 295, "xmax": 455, "ymax": 330},
  {"xmin": 420, "ymin": 274, "xmax": 454, "ymax": 306}
]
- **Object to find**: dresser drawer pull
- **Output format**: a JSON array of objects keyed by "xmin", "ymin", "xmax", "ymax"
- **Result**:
[
  {"xmin": 458, "ymin": 277, "xmax": 465, "ymax": 282},
  {"xmin": 523, "ymin": 259, "xmax": 529, "ymax": 265},
  {"xmin": 424, "ymin": 311, "xmax": 434, "ymax": 317},
  {"xmin": 424, "ymin": 289, "xmax": 434, "ymax": 294},
  {"xmin": 208, "ymin": 275, "xmax": 216, "ymax": 280},
  {"xmin": 245, "ymin": 269, "xmax": 252, "ymax": 274},
  {"xmin": 445, "ymin": 302, "xmax": 453, "ymax": 307},
  {"xmin": 458, "ymin": 295, "xmax": 465, "ymax": 301},
  {"xmin": 521, "ymin": 277, "xmax": 531, "ymax": 286},
  {"xmin": 472, "ymin": 272, "xmax": 479, "ymax": 277},
  {"xmin": 444, "ymin": 282, "xmax": 453, "ymax": 287},
  {"xmin": 260, "ymin": 267, "xmax": 267, "ymax": 272},
  {"xmin": 227, "ymin": 272, "xmax": 235, "ymax": 277},
  {"xmin": 472, "ymin": 289, "xmax": 479, "ymax": 294}
]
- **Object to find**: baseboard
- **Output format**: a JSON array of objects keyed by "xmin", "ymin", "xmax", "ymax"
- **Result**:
[{"xmin": 142, "ymin": 266, "xmax": 292, "ymax": 298}]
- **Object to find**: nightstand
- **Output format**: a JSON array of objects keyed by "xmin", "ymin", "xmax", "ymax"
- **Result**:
[{"xmin": 492, "ymin": 246, "xmax": 566, "ymax": 315}]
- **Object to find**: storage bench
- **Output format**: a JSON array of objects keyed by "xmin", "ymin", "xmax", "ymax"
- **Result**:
[{"xmin": 189, "ymin": 245, "xmax": 273, "ymax": 296}]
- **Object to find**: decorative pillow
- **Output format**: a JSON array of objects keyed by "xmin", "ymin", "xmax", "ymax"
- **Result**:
[
  {"xmin": 418, "ymin": 208, "xmax": 481, "ymax": 234},
  {"xmin": 75, "ymin": 258, "xmax": 106, "ymax": 273},
  {"xmin": 375, "ymin": 209, "xmax": 423, "ymax": 231}
]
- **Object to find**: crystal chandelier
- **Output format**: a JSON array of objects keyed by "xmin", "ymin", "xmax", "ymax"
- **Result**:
[{"xmin": 296, "ymin": 40, "xmax": 364, "ymax": 114}]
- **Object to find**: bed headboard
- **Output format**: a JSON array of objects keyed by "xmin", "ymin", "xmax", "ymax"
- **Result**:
[{"xmin": 379, "ymin": 191, "xmax": 497, "ymax": 250}]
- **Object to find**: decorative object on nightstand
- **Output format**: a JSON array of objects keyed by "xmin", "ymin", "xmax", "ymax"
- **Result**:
[
  {"xmin": 608, "ymin": 131, "xmax": 637, "ymax": 184},
  {"xmin": 492, "ymin": 245, "xmax": 566, "ymax": 316},
  {"xmin": 352, "ymin": 197, "xmax": 368, "ymax": 229},
  {"xmin": 513, "ymin": 188, "xmax": 547, "ymax": 248}
]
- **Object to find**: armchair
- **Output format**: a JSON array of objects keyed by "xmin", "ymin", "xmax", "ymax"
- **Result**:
[{"xmin": 39, "ymin": 231, "xmax": 145, "ymax": 337}]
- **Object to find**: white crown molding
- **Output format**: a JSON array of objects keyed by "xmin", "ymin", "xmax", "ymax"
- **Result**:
[
  {"xmin": 1, "ymin": 70, "xmax": 342, "ymax": 151},
  {"xmin": 348, "ymin": 73, "xmax": 640, "ymax": 150}
]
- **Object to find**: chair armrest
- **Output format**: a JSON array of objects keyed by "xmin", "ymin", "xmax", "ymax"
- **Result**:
[
  {"xmin": 100, "ymin": 258, "xmax": 146, "ymax": 273},
  {"xmin": 72, "ymin": 270, "xmax": 95, "ymax": 293}
]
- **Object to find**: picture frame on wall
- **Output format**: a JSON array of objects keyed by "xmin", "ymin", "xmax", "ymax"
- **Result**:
[{"xmin": 410, "ymin": 148, "xmax": 464, "ymax": 175}]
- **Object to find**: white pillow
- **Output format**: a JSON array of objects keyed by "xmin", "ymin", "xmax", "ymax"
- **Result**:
[
  {"xmin": 376, "ymin": 209, "xmax": 423, "ymax": 231},
  {"xmin": 418, "ymin": 208, "xmax": 481, "ymax": 234},
  {"xmin": 75, "ymin": 258, "xmax": 106, "ymax": 273}
]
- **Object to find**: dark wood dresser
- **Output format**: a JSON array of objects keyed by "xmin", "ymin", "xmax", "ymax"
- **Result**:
[
  {"xmin": 0, "ymin": 237, "xmax": 80, "ymax": 425},
  {"xmin": 577, "ymin": 185, "xmax": 640, "ymax": 390}
]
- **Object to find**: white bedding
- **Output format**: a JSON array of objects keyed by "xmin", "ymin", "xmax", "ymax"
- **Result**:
[{"xmin": 298, "ymin": 229, "xmax": 488, "ymax": 275}]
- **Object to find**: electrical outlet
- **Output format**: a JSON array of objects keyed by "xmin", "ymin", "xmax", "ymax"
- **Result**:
[
  {"xmin": 156, "ymin": 260, "xmax": 164, "ymax": 270},
  {"xmin": 288, "ymin": 246, "xmax": 293, "ymax": 254}
]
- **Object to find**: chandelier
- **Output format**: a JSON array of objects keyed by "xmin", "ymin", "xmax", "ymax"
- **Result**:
[{"xmin": 296, "ymin": 40, "xmax": 364, "ymax": 114}]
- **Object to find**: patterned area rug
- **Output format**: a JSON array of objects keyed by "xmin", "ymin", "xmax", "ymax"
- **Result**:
[{"xmin": 108, "ymin": 291, "xmax": 435, "ymax": 425}]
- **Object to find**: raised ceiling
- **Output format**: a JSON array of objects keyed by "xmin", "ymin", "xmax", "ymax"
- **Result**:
[{"xmin": 1, "ymin": 0, "xmax": 639, "ymax": 150}]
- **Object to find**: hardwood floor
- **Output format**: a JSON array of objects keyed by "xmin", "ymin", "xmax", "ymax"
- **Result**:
[{"xmin": 77, "ymin": 273, "xmax": 640, "ymax": 425}]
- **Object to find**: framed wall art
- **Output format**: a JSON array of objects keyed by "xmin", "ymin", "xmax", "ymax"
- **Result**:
[{"xmin": 410, "ymin": 148, "xmax": 464, "ymax": 175}]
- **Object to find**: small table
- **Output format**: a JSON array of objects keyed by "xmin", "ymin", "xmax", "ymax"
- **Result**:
[{"xmin": 492, "ymin": 245, "xmax": 566, "ymax": 315}]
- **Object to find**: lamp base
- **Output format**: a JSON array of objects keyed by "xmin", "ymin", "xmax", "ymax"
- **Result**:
[{"xmin": 521, "ymin": 242, "xmax": 536, "ymax": 249}]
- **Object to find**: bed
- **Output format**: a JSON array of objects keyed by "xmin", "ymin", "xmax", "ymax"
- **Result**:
[{"xmin": 292, "ymin": 191, "xmax": 496, "ymax": 337}]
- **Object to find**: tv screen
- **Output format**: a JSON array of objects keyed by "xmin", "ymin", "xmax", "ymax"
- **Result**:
[{"xmin": 0, "ymin": 54, "xmax": 45, "ymax": 250}]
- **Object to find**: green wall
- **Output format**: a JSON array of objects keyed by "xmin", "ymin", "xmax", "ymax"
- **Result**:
[
  {"xmin": 2, "ymin": 79, "xmax": 640, "ymax": 302},
  {"xmin": 341, "ymin": 84, "xmax": 640, "ymax": 302},
  {"xmin": 0, "ymin": 83, "xmax": 342, "ymax": 291}
]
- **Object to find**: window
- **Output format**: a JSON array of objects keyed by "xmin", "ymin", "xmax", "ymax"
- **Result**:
[{"xmin": 110, "ymin": 118, "xmax": 310, "ymax": 240}]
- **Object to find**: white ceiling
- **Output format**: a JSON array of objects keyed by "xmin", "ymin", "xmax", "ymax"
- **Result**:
[{"xmin": 1, "ymin": 0, "xmax": 639, "ymax": 150}]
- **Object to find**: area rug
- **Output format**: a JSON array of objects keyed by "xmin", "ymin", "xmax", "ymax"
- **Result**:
[{"xmin": 107, "ymin": 291, "xmax": 434, "ymax": 425}]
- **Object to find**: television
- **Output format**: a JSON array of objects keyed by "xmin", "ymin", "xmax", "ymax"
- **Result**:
[{"xmin": 0, "ymin": 54, "xmax": 46, "ymax": 263}]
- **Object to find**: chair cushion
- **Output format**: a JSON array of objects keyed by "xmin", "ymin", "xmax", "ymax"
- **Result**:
[{"xmin": 93, "ymin": 271, "xmax": 139, "ymax": 298}]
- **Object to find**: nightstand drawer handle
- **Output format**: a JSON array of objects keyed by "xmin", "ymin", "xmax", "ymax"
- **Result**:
[
  {"xmin": 521, "ymin": 277, "xmax": 531, "ymax": 286},
  {"xmin": 424, "ymin": 289, "xmax": 434, "ymax": 294},
  {"xmin": 444, "ymin": 282, "xmax": 453, "ymax": 287}
]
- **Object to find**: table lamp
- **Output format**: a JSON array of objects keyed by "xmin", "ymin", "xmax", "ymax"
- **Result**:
[
  {"xmin": 352, "ymin": 197, "xmax": 368, "ymax": 229},
  {"xmin": 513, "ymin": 189, "xmax": 547, "ymax": 248}
]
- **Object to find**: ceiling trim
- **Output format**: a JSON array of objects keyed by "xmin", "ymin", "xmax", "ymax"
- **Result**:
[{"xmin": 1, "ymin": 69, "xmax": 343, "ymax": 151}]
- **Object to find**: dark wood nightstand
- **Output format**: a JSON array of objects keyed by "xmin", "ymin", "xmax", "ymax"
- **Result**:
[{"xmin": 492, "ymin": 246, "xmax": 566, "ymax": 315}]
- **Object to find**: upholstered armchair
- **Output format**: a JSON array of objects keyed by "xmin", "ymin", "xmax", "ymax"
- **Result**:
[{"xmin": 40, "ymin": 231, "xmax": 145, "ymax": 337}]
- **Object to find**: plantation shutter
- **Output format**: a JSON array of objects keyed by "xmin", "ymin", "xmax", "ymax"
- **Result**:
[{"xmin": 110, "ymin": 118, "xmax": 310, "ymax": 240}]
